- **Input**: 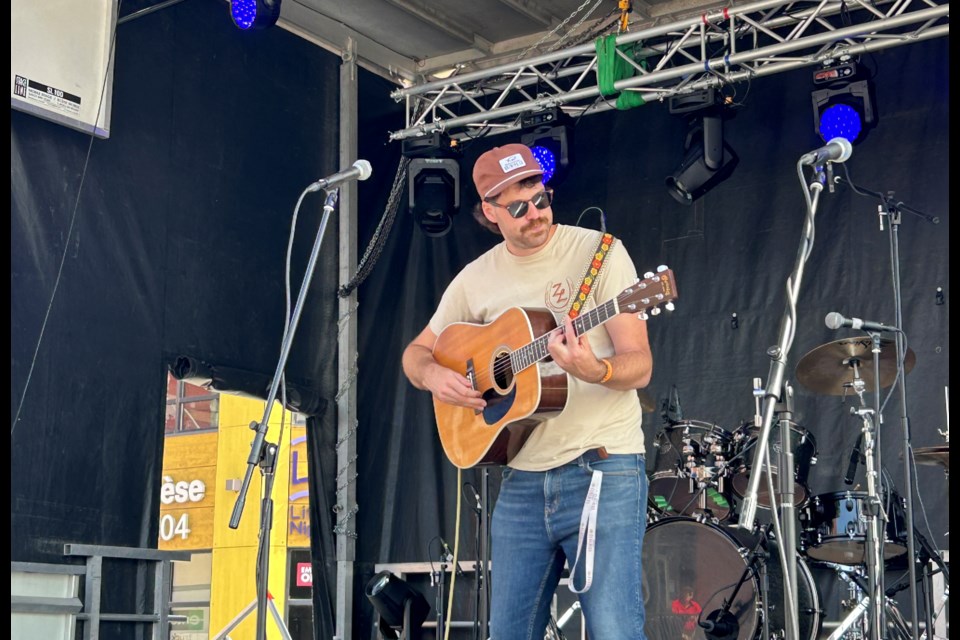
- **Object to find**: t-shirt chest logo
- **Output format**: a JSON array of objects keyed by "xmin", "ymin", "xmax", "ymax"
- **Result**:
[{"xmin": 544, "ymin": 278, "xmax": 574, "ymax": 314}]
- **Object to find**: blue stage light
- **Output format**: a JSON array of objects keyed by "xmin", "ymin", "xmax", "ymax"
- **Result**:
[
  {"xmin": 230, "ymin": 0, "xmax": 281, "ymax": 30},
  {"xmin": 520, "ymin": 108, "xmax": 574, "ymax": 186},
  {"xmin": 529, "ymin": 145, "xmax": 556, "ymax": 184},
  {"xmin": 819, "ymin": 103, "xmax": 863, "ymax": 144},
  {"xmin": 811, "ymin": 78, "xmax": 875, "ymax": 144}
]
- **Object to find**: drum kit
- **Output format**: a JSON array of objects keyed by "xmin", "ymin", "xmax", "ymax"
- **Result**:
[{"xmin": 641, "ymin": 338, "xmax": 949, "ymax": 640}]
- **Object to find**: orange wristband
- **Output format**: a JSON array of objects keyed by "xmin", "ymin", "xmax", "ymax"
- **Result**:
[{"xmin": 598, "ymin": 358, "xmax": 613, "ymax": 384}]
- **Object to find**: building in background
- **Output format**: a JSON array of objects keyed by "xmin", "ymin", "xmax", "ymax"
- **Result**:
[{"xmin": 161, "ymin": 374, "xmax": 312, "ymax": 640}]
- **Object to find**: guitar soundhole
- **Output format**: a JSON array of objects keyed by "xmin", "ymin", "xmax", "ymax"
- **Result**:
[{"xmin": 491, "ymin": 350, "xmax": 514, "ymax": 392}]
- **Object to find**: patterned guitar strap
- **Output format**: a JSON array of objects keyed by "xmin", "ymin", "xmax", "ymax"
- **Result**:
[
  {"xmin": 566, "ymin": 231, "xmax": 616, "ymax": 595},
  {"xmin": 568, "ymin": 232, "xmax": 617, "ymax": 319}
]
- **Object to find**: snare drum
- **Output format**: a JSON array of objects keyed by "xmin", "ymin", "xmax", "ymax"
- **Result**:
[
  {"xmin": 648, "ymin": 420, "xmax": 735, "ymax": 522},
  {"xmin": 730, "ymin": 420, "xmax": 817, "ymax": 508},
  {"xmin": 800, "ymin": 490, "xmax": 908, "ymax": 565}
]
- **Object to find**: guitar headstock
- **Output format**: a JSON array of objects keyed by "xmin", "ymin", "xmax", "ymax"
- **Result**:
[{"xmin": 618, "ymin": 266, "xmax": 678, "ymax": 320}]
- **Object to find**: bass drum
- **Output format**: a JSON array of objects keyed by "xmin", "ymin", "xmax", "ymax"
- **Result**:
[{"xmin": 642, "ymin": 517, "xmax": 821, "ymax": 640}]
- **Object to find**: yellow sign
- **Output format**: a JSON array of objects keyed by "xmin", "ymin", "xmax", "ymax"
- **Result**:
[
  {"xmin": 159, "ymin": 433, "xmax": 217, "ymax": 551},
  {"xmin": 288, "ymin": 428, "xmax": 310, "ymax": 546}
]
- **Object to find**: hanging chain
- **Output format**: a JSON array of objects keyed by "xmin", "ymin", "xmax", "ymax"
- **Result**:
[
  {"xmin": 337, "ymin": 155, "xmax": 411, "ymax": 298},
  {"xmin": 517, "ymin": 0, "xmax": 601, "ymax": 60}
]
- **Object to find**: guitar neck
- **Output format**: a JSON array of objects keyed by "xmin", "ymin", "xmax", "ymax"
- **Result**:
[{"xmin": 510, "ymin": 299, "xmax": 619, "ymax": 373}]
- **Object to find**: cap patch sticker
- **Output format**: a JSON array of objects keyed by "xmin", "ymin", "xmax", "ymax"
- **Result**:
[{"xmin": 498, "ymin": 153, "xmax": 527, "ymax": 173}]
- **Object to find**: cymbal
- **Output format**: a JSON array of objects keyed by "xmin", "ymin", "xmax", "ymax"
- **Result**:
[
  {"xmin": 637, "ymin": 389, "xmax": 656, "ymax": 413},
  {"xmin": 795, "ymin": 337, "xmax": 916, "ymax": 396},
  {"xmin": 914, "ymin": 445, "xmax": 949, "ymax": 471}
]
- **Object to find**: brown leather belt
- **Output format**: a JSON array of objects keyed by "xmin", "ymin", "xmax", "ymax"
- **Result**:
[{"xmin": 578, "ymin": 447, "xmax": 609, "ymax": 463}]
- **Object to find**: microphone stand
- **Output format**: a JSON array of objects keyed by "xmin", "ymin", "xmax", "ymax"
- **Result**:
[
  {"xmin": 739, "ymin": 158, "xmax": 829, "ymax": 640},
  {"xmin": 835, "ymin": 170, "xmax": 942, "ymax": 639},
  {"xmin": 776, "ymin": 383, "xmax": 799, "ymax": 640},
  {"xmin": 228, "ymin": 187, "xmax": 342, "ymax": 639},
  {"xmin": 478, "ymin": 469, "xmax": 491, "ymax": 640},
  {"xmin": 461, "ymin": 479, "xmax": 490, "ymax": 640},
  {"xmin": 433, "ymin": 548, "xmax": 448, "ymax": 640}
]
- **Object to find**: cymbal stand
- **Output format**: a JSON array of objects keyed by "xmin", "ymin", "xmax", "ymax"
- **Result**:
[
  {"xmin": 849, "ymin": 347, "xmax": 886, "ymax": 640},
  {"xmin": 739, "ymin": 158, "xmax": 829, "ymax": 640}
]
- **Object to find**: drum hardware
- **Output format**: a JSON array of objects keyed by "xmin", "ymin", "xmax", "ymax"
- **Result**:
[
  {"xmin": 826, "ymin": 566, "xmax": 914, "ymax": 640},
  {"xmin": 685, "ymin": 430, "xmax": 729, "ymax": 512},
  {"xmin": 544, "ymin": 600, "xmax": 580, "ymax": 640},
  {"xmin": 648, "ymin": 420, "xmax": 735, "ymax": 522}
]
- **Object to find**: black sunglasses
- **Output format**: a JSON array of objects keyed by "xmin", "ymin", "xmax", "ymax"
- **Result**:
[{"xmin": 485, "ymin": 189, "xmax": 554, "ymax": 219}]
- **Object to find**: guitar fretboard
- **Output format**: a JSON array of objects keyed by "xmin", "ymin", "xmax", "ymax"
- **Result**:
[{"xmin": 510, "ymin": 299, "xmax": 619, "ymax": 373}]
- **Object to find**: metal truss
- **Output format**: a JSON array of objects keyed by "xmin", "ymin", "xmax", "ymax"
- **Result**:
[{"xmin": 388, "ymin": 0, "xmax": 949, "ymax": 141}]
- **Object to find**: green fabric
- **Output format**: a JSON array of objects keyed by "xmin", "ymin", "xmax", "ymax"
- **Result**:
[
  {"xmin": 595, "ymin": 34, "xmax": 647, "ymax": 110},
  {"xmin": 616, "ymin": 92, "xmax": 646, "ymax": 109}
]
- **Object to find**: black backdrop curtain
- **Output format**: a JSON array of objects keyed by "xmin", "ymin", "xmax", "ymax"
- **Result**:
[
  {"xmin": 353, "ymin": 37, "xmax": 948, "ymax": 637},
  {"xmin": 11, "ymin": 1, "xmax": 340, "ymax": 638}
]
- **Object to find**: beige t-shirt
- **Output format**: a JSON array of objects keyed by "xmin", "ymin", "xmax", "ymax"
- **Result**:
[{"xmin": 428, "ymin": 224, "xmax": 645, "ymax": 471}]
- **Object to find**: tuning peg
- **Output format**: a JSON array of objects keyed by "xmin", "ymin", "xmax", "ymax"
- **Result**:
[
  {"xmin": 638, "ymin": 311, "xmax": 649, "ymax": 321},
  {"xmin": 657, "ymin": 265, "xmax": 668, "ymax": 273},
  {"xmin": 643, "ymin": 271, "xmax": 654, "ymax": 279},
  {"xmin": 650, "ymin": 307, "xmax": 662, "ymax": 316},
  {"xmin": 665, "ymin": 301, "xmax": 675, "ymax": 312}
]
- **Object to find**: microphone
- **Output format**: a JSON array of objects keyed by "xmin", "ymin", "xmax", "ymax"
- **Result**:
[
  {"xmin": 800, "ymin": 137, "xmax": 853, "ymax": 165},
  {"xmin": 699, "ymin": 611, "xmax": 739, "ymax": 637},
  {"xmin": 844, "ymin": 433, "xmax": 863, "ymax": 485},
  {"xmin": 825, "ymin": 312, "xmax": 899, "ymax": 333},
  {"xmin": 668, "ymin": 384, "xmax": 683, "ymax": 423},
  {"xmin": 467, "ymin": 485, "xmax": 482, "ymax": 514},
  {"xmin": 439, "ymin": 537, "xmax": 464, "ymax": 576},
  {"xmin": 306, "ymin": 159, "xmax": 372, "ymax": 192}
]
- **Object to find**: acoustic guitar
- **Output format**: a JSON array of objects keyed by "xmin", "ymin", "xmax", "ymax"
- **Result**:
[{"xmin": 433, "ymin": 267, "xmax": 677, "ymax": 468}]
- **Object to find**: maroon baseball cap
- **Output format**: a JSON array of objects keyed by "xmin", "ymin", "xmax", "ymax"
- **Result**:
[{"xmin": 473, "ymin": 144, "xmax": 544, "ymax": 200}]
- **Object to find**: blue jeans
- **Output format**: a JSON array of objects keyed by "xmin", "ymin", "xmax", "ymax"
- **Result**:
[{"xmin": 490, "ymin": 451, "xmax": 648, "ymax": 640}]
